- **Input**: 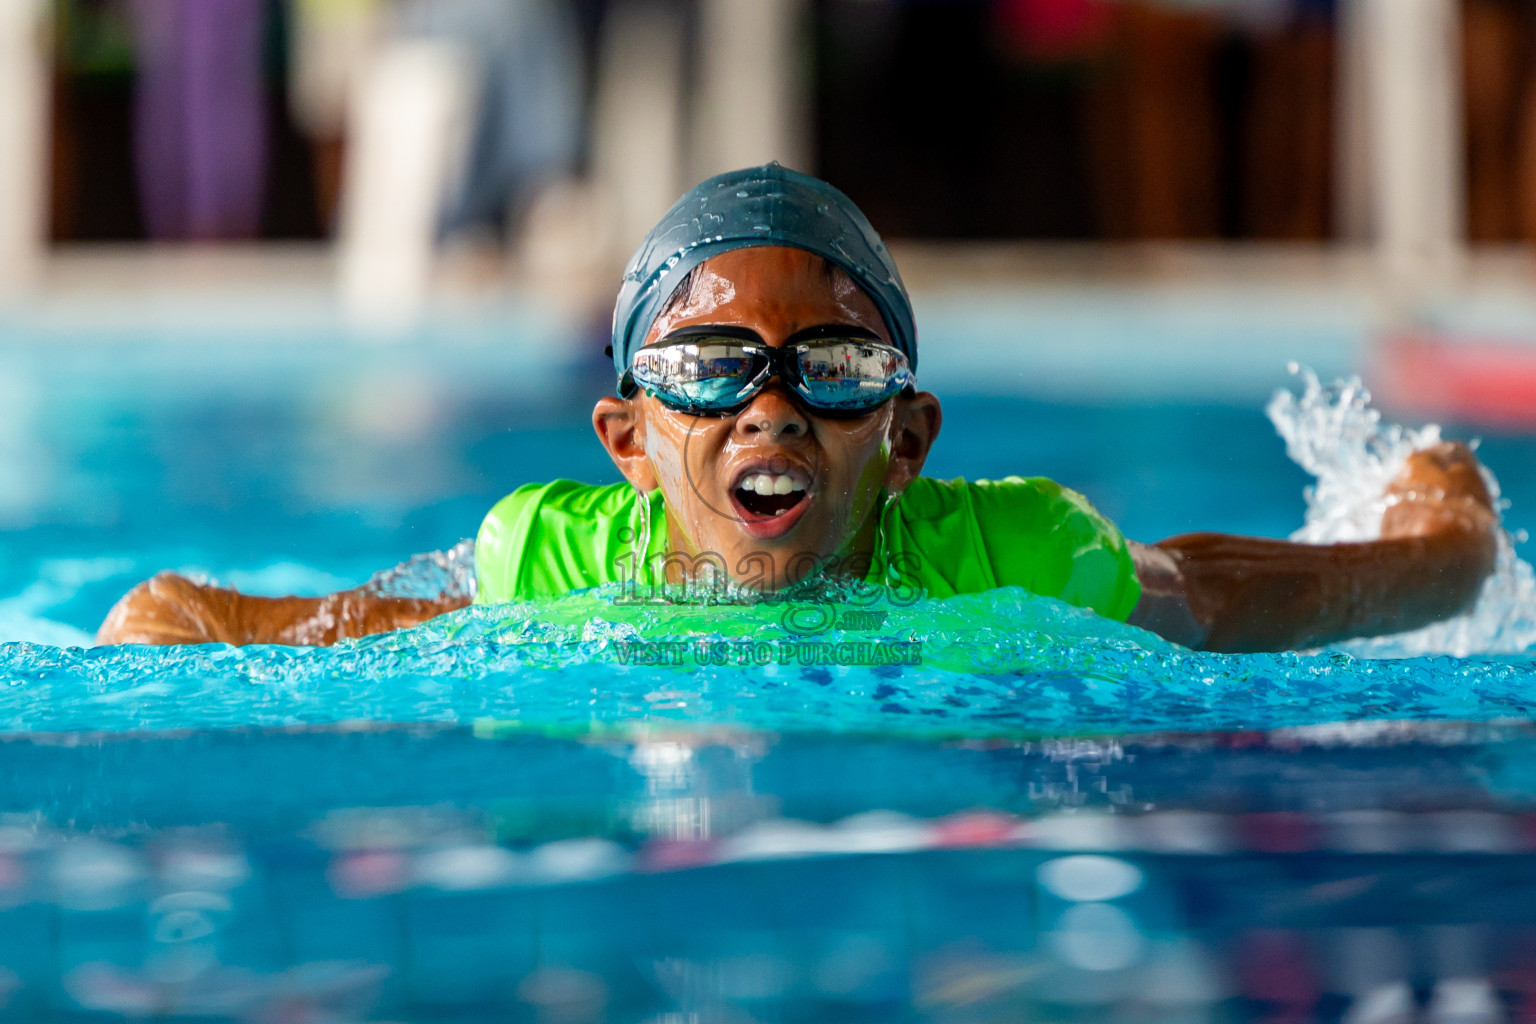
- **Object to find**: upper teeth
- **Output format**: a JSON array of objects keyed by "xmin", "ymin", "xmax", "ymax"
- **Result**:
[{"xmin": 741, "ymin": 473, "xmax": 804, "ymax": 496}]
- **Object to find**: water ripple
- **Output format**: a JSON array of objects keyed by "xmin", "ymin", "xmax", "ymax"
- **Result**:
[{"xmin": 0, "ymin": 587, "xmax": 1531, "ymax": 738}]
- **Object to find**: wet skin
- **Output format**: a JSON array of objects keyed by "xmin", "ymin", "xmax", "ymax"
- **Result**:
[
  {"xmin": 591, "ymin": 247, "xmax": 941, "ymax": 590},
  {"xmin": 95, "ymin": 246, "xmax": 1498, "ymax": 651},
  {"xmin": 1130, "ymin": 442, "xmax": 1498, "ymax": 651}
]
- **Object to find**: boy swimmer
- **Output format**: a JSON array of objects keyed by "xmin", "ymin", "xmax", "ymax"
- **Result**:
[{"xmin": 97, "ymin": 165, "xmax": 1498, "ymax": 653}]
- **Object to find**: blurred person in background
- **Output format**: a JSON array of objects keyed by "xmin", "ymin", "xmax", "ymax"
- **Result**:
[
  {"xmin": 390, "ymin": 0, "xmax": 584, "ymax": 237},
  {"xmin": 286, "ymin": 0, "xmax": 385, "ymax": 227},
  {"xmin": 58, "ymin": 0, "xmax": 584, "ymax": 242},
  {"xmin": 129, "ymin": 0, "xmax": 270, "ymax": 239}
]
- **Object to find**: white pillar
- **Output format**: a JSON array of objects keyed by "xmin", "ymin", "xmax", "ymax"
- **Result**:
[
  {"xmin": 0, "ymin": 0, "xmax": 50, "ymax": 297},
  {"xmin": 692, "ymin": 0, "xmax": 810, "ymax": 180},
  {"xmin": 1339, "ymin": 0, "xmax": 1464, "ymax": 290},
  {"xmin": 336, "ymin": 39, "xmax": 474, "ymax": 334},
  {"xmin": 589, "ymin": 1, "xmax": 687, "ymax": 260}
]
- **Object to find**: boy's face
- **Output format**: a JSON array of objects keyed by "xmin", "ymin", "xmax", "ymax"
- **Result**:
[{"xmin": 594, "ymin": 246, "xmax": 941, "ymax": 589}]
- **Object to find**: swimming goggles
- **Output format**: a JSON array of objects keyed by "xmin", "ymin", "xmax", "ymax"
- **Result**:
[{"xmin": 621, "ymin": 325, "xmax": 915, "ymax": 417}]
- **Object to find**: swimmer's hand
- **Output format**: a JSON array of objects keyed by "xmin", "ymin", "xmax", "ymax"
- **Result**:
[
  {"xmin": 1380, "ymin": 440, "xmax": 1497, "ymax": 541},
  {"xmin": 95, "ymin": 572, "xmax": 472, "ymax": 647},
  {"xmin": 1129, "ymin": 441, "xmax": 1498, "ymax": 652}
]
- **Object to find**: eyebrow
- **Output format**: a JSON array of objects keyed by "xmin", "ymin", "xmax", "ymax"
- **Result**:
[
  {"xmin": 786, "ymin": 323, "xmax": 884, "ymax": 344},
  {"xmin": 657, "ymin": 323, "xmax": 885, "ymax": 345}
]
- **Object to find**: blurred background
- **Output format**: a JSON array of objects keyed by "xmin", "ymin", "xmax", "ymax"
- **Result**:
[
  {"xmin": 2, "ymin": 0, "xmax": 1536, "ymax": 635},
  {"xmin": 4, "ymin": 0, "xmax": 1536, "ymax": 403}
]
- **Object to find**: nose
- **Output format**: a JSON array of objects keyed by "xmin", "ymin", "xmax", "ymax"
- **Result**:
[{"xmin": 733, "ymin": 384, "xmax": 808, "ymax": 442}]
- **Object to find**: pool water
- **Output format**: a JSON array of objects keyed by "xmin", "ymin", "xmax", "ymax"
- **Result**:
[{"xmin": 0, "ymin": 333, "xmax": 1534, "ymax": 1021}]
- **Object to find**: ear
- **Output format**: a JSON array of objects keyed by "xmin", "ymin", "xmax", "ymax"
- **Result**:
[
  {"xmin": 593, "ymin": 396, "xmax": 660, "ymax": 491},
  {"xmin": 883, "ymin": 391, "xmax": 942, "ymax": 494}
]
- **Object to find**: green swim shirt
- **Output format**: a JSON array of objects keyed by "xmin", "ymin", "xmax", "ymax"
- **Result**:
[{"xmin": 474, "ymin": 476, "xmax": 1141, "ymax": 621}]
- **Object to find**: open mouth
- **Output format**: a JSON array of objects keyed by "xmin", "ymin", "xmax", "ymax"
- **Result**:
[{"xmin": 733, "ymin": 470, "xmax": 809, "ymax": 520}]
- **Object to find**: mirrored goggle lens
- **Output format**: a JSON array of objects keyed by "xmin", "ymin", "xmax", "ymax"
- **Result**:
[
  {"xmin": 631, "ymin": 342, "xmax": 764, "ymax": 410},
  {"xmin": 793, "ymin": 342, "xmax": 912, "ymax": 410}
]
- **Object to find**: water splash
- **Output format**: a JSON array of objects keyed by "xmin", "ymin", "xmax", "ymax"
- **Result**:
[
  {"xmin": 1267, "ymin": 365, "xmax": 1536, "ymax": 657},
  {"xmin": 3, "ymin": 586, "xmax": 1535, "ymax": 738},
  {"xmin": 1266, "ymin": 366, "xmax": 1439, "ymax": 545},
  {"xmin": 361, "ymin": 539, "xmax": 476, "ymax": 601}
]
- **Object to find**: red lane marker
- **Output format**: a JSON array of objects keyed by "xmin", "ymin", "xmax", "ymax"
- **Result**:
[{"xmin": 1374, "ymin": 334, "xmax": 1536, "ymax": 429}]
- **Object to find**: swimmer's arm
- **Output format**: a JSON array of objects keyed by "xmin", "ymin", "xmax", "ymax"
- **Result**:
[
  {"xmin": 1126, "ymin": 442, "xmax": 1499, "ymax": 653},
  {"xmin": 95, "ymin": 574, "xmax": 471, "ymax": 646}
]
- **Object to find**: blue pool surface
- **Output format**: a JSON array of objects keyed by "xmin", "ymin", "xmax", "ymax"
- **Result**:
[{"xmin": 0, "ymin": 330, "xmax": 1533, "ymax": 1020}]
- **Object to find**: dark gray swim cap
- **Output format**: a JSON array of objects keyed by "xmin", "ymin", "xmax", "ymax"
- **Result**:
[{"xmin": 610, "ymin": 163, "xmax": 917, "ymax": 385}]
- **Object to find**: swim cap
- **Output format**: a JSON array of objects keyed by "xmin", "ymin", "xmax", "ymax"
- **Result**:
[{"xmin": 610, "ymin": 163, "xmax": 917, "ymax": 385}]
